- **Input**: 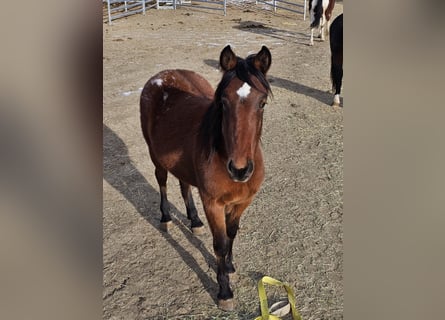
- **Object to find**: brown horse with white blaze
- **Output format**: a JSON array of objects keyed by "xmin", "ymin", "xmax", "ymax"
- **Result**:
[{"xmin": 140, "ymin": 45, "xmax": 272, "ymax": 311}]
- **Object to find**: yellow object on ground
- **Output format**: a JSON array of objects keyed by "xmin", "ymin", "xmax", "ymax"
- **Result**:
[{"xmin": 255, "ymin": 276, "xmax": 302, "ymax": 320}]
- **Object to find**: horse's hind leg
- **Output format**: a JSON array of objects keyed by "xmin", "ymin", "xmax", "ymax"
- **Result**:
[
  {"xmin": 154, "ymin": 166, "xmax": 172, "ymax": 231},
  {"xmin": 179, "ymin": 181, "xmax": 204, "ymax": 235}
]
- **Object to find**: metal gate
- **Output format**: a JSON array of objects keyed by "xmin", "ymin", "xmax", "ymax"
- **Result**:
[
  {"xmin": 104, "ymin": 0, "xmax": 226, "ymax": 24},
  {"xmin": 104, "ymin": 1, "xmax": 158, "ymax": 24},
  {"xmin": 175, "ymin": 0, "xmax": 227, "ymax": 16},
  {"xmin": 256, "ymin": 0, "xmax": 308, "ymax": 20}
]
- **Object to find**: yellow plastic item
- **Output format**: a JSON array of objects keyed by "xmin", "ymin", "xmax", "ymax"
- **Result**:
[{"xmin": 255, "ymin": 276, "xmax": 302, "ymax": 320}]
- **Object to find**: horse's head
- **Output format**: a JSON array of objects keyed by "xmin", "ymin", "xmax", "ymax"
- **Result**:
[{"xmin": 216, "ymin": 45, "xmax": 272, "ymax": 182}]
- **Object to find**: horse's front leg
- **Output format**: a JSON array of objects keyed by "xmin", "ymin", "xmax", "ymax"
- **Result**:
[
  {"xmin": 320, "ymin": 16, "xmax": 326, "ymax": 41},
  {"xmin": 225, "ymin": 201, "xmax": 251, "ymax": 276},
  {"xmin": 201, "ymin": 196, "xmax": 234, "ymax": 311}
]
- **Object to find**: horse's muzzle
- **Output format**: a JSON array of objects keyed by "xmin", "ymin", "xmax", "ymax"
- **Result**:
[{"xmin": 227, "ymin": 159, "xmax": 254, "ymax": 182}]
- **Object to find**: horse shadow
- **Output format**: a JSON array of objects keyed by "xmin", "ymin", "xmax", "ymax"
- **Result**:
[
  {"xmin": 232, "ymin": 20, "xmax": 312, "ymax": 46},
  {"xmin": 203, "ymin": 59, "xmax": 220, "ymax": 70},
  {"xmin": 268, "ymin": 75, "xmax": 335, "ymax": 106},
  {"xmin": 103, "ymin": 124, "xmax": 219, "ymax": 304}
]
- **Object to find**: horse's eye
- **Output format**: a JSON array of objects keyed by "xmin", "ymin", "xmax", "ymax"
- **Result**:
[{"xmin": 259, "ymin": 101, "xmax": 267, "ymax": 109}]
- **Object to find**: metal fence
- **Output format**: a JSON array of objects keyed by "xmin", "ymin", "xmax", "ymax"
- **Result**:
[
  {"xmin": 256, "ymin": 0, "xmax": 307, "ymax": 20},
  {"xmin": 176, "ymin": 0, "xmax": 227, "ymax": 16},
  {"xmin": 104, "ymin": 1, "xmax": 307, "ymax": 25},
  {"xmin": 104, "ymin": 0, "xmax": 226, "ymax": 24},
  {"xmin": 104, "ymin": 0, "xmax": 157, "ymax": 24}
]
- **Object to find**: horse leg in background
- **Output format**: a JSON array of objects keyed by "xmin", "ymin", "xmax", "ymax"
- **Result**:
[
  {"xmin": 330, "ymin": 14, "xmax": 343, "ymax": 107},
  {"xmin": 179, "ymin": 180, "xmax": 205, "ymax": 235},
  {"xmin": 320, "ymin": 15, "xmax": 326, "ymax": 41},
  {"xmin": 331, "ymin": 58, "xmax": 343, "ymax": 106},
  {"xmin": 202, "ymin": 197, "xmax": 234, "ymax": 311},
  {"xmin": 310, "ymin": 27, "xmax": 315, "ymax": 46},
  {"xmin": 154, "ymin": 166, "xmax": 172, "ymax": 231}
]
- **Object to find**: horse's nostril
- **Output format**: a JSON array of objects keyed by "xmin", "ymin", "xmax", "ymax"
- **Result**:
[
  {"xmin": 228, "ymin": 159, "xmax": 234, "ymax": 172},
  {"xmin": 227, "ymin": 159, "xmax": 254, "ymax": 182},
  {"xmin": 228, "ymin": 159, "xmax": 246, "ymax": 173}
]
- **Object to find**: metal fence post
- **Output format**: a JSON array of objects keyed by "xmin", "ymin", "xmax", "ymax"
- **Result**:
[
  {"xmin": 107, "ymin": 0, "xmax": 112, "ymax": 24},
  {"xmin": 304, "ymin": 0, "xmax": 307, "ymax": 20}
]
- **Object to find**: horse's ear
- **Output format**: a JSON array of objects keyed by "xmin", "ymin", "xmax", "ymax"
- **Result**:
[
  {"xmin": 253, "ymin": 46, "xmax": 272, "ymax": 75},
  {"xmin": 220, "ymin": 45, "xmax": 237, "ymax": 72}
]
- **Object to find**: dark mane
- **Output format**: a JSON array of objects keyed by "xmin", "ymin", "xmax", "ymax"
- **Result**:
[{"xmin": 199, "ymin": 55, "xmax": 272, "ymax": 159}]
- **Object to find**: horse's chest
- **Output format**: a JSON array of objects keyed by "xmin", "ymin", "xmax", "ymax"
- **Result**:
[{"xmin": 220, "ymin": 184, "xmax": 256, "ymax": 205}]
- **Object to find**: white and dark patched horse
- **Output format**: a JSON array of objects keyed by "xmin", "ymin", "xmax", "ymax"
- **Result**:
[{"xmin": 308, "ymin": 0, "xmax": 336, "ymax": 46}]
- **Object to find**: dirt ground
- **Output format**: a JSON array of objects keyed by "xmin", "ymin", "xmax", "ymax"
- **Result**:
[{"xmin": 103, "ymin": 1, "xmax": 343, "ymax": 319}]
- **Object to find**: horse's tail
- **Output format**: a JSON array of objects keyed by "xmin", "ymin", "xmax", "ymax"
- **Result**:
[
  {"xmin": 140, "ymin": 87, "xmax": 151, "ymax": 146},
  {"xmin": 310, "ymin": 0, "xmax": 324, "ymax": 28}
]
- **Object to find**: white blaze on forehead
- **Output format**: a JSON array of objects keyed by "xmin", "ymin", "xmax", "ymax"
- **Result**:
[
  {"xmin": 151, "ymin": 78, "xmax": 163, "ymax": 87},
  {"xmin": 236, "ymin": 82, "xmax": 251, "ymax": 99}
]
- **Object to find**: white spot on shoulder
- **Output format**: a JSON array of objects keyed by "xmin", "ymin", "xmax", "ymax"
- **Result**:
[
  {"xmin": 163, "ymin": 92, "xmax": 168, "ymax": 101},
  {"xmin": 236, "ymin": 82, "xmax": 251, "ymax": 99},
  {"xmin": 151, "ymin": 78, "xmax": 163, "ymax": 87}
]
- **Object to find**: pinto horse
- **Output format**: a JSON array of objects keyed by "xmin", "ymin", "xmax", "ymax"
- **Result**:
[
  {"xmin": 330, "ymin": 13, "xmax": 343, "ymax": 106},
  {"xmin": 140, "ymin": 45, "xmax": 272, "ymax": 311},
  {"xmin": 309, "ymin": 0, "xmax": 336, "ymax": 45}
]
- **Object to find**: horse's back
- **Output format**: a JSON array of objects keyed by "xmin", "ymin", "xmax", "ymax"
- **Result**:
[
  {"xmin": 141, "ymin": 69, "xmax": 213, "ymax": 113},
  {"xmin": 140, "ymin": 70, "xmax": 214, "ymax": 185}
]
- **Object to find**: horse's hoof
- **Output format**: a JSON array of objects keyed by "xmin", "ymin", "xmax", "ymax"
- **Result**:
[
  {"xmin": 160, "ymin": 221, "xmax": 172, "ymax": 232},
  {"xmin": 218, "ymin": 298, "xmax": 234, "ymax": 311},
  {"xmin": 192, "ymin": 225, "xmax": 205, "ymax": 235}
]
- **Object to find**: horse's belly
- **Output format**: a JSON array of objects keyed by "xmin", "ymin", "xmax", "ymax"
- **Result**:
[
  {"xmin": 149, "ymin": 131, "xmax": 199, "ymax": 186},
  {"xmin": 163, "ymin": 156, "xmax": 198, "ymax": 187}
]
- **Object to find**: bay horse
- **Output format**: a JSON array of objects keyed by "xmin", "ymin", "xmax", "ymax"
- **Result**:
[
  {"xmin": 330, "ymin": 13, "xmax": 343, "ymax": 106},
  {"xmin": 309, "ymin": 0, "xmax": 336, "ymax": 46},
  {"xmin": 140, "ymin": 45, "xmax": 272, "ymax": 311}
]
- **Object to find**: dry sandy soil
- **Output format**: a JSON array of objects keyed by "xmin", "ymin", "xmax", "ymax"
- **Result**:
[{"xmin": 103, "ymin": 1, "xmax": 343, "ymax": 319}]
